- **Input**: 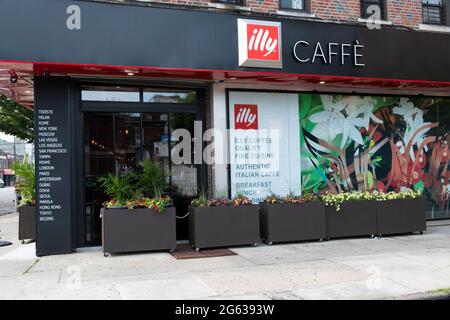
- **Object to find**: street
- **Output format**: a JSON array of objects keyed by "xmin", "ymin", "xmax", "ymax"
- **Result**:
[{"xmin": 0, "ymin": 187, "xmax": 16, "ymax": 216}]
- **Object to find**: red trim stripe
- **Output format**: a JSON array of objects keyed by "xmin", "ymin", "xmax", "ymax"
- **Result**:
[{"xmin": 1, "ymin": 59, "xmax": 450, "ymax": 86}]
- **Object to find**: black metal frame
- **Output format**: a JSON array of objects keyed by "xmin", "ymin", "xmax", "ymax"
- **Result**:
[
  {"xmin": 74, "ymin": 81, "xmax": 208, "ymax": 247},
  {"xmin": 422, "ymin": 0, "xmax": 446, "ymax": 25},
  {"xmin": 212, "ymin": 0, "xmax": 245, "ymax": 6},
  {"xmin": 360, "ymin": 0, "xmax": 387, "ymax": 20},
  {"xmin": 279, "ymin": 0, "xmax": 309, "ymax": 13}
]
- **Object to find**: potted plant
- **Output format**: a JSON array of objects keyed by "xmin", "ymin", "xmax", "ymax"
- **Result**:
[
  {"xmin": 374, "ymin": 190, "xmax": 426, "ymax": 236},
  {"xmin": 321, "ymin": 191, "xmax": 378, "ymax": 240},
  {"xmin": 260, "ymin": 192, "xmax": 326, "ymax": 245},
  {"xmin": 13, "ymin": 156, "xmax": 36, "ymax": 244},
  {"xmin": 189, "ymin": 192, "xmax": 260, "ymax": 251},
  {"xmin": 100, "ymin": 160, "xmax": 176, "ymax": 256}
]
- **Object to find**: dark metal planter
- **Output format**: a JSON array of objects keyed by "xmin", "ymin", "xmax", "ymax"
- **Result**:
[
  {"xmin": 18, "ymin": 205, "xmax": 36, "ymax": 243},
  {"xmin": 325, "ymin": 200, "xmax": 378, "ymax": 239},
  {"xmin": 101, "ymin": 207, "xmax": 176, "ymax": 256},
  {"xmin": 260, "ymin": 202, "xmax": 326, "ymax": 244},
  {"xmin": 376, "ymin": 198, "xmax": 426, "ymax": 236},
  {"xmin": 189, "ymin": 205, "xmax": 260, "ymax": 250}
]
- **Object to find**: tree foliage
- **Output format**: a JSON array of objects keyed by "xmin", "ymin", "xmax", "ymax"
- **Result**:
[
  {"xmin": 0, "ymin": 94, "xmax": 34, "ymax": 142},
  {"xmin": 12, "ymin": 155, "xmax": 36, "ymax": 206}
]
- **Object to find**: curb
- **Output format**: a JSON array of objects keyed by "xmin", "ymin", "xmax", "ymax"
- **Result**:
[
  {"xmin": 389, "ymin": 291, "xmax": 450, "ymax": 300},
  {"xmin": 0, "ymin": 211, "xmax": 16, "ymax": 217}
]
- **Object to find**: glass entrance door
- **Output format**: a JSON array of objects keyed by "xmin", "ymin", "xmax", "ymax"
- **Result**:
[{"xmin": 84, "ymin": 111, "xmax": 200, "ymax": 246}]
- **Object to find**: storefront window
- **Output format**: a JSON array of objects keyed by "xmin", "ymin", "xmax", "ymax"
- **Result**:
[
  {"xmin": 228, "ymin": 91, "xmax": 450, "ymax": 220},
  {"xmin": 115, "ymin": 113, "xmax": 142, "ymax": 174},
  {"xmin": 143, "ymin": 89, "xmax": 197, "ymax": 104},
  {"xmin": 81, "ymin": 87, "xmax": 140, "ymax": 102},
  {"xmin": 422, "ymin": 0, "xmax": 445, "ymax": 25},
  {"xmin": 84, "ymin": 109, "xmax": 199, "ymax": 244},
  {"xmin": 300, "ymin": 94, "xmax": 450, "ymax": 220}
]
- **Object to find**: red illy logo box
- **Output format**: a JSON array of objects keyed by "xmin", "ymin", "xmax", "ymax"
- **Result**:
[
  {"xmin": 238, "ymin": 19, "xmax": 282, "ymax": 69},
  {"xmin": 234, "ymin": 104, "xmax": 258, "ymax": 130}
]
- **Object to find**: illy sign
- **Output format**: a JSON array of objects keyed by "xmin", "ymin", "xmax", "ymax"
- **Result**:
[
  {"xmin": 238, "ymin": 19, "xmax": 282, "ymax": 69},
  {"xmin": 234, "ymin": 104, "xmax": 258, "ymax": 130}
]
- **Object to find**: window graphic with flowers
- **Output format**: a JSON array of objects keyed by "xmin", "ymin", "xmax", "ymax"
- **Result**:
[{"xmin": 300, "ymin": 94, "xmax": 450, "ymax": 219}]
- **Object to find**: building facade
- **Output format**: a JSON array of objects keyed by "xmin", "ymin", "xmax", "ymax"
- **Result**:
[{"xmin": 0, "ymin": 0, "xmax": 449, "ymax": 256}]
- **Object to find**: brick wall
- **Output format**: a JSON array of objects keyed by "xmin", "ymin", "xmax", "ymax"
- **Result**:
[
  {"xmin": 114, "ymin": 0, "xmax": 426, "ymax": 28},
  {"xmin": 246, "ymin": 0, "xmax": 278, "ymax": 13},
  {"xmin": 387, "ymin": 0, "xmax": 423, "ymax": 28},
  {"xmin": 311, "ymin": 0, "xmax": 360, "ymax": 23}
]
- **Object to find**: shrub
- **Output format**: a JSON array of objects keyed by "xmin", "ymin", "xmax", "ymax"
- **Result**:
[
  {"xmin": 137, "ymin": 159, "xmax": 168, "ymax": 198},
  {"xmin": 98, "ymin": 172, "xmax": 137, "ymax": 206},
  {"xmin": 321, "ymin": 189, "xmax": 422, "ymax": 211},
  {"xmin": 12, "ymin": 156, "xmax": 35, "ymax": 206}
]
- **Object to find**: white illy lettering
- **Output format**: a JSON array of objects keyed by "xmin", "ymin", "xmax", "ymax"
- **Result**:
[
  {"xmin": 249, "ymin": 28, "xmax": 277, "ymax": 57},
  {"xmin": 236, "ymin": 108, "xmax": 256, "ymax": 127}
]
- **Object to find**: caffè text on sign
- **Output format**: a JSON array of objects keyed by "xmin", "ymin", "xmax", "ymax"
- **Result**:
[{"xmin": 293, "ymin": 40, "xmax": 365, "ymax": 67}]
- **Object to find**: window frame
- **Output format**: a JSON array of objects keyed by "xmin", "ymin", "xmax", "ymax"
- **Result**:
[
  {"xmin": 422, "ymin": 0, "xmax": 447, "ymax": 26},
  {"xmin": 360, "ymin": 0, "xmax": 387, "ymax": 21},
  {"xmin": 211, "ymin": 0, "xmax": 245, "ymax": 6},
  {"xmin": 279, "ymin": 0, "xmax": 310, "ymax": 13}
]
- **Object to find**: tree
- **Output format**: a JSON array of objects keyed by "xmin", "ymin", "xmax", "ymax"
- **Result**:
[{"xmin": 0, "ymin": 94, "xmax": 34, "ymax": 142}]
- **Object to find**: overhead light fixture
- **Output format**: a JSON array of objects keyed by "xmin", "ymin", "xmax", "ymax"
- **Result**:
[
  {"xmin": 25, "ymin": 90, "xmax": 32, "ymax": 94},
  {"xmin": 229, "ymin": 77, "xmax": 237, "ymax": 80},
  {"xmin": 127, "ymin": 72, "xmax": 134, "ymax": 76},
  {"xmin": 10, "ymin": 74, "xmax": 18, "ymax": 84},
  {"xmin": 319, "ymin": 81, "xmax": 326, "ymax": 85}
]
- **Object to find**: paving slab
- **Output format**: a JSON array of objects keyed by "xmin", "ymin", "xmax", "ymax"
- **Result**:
[
  {"xmin": 270, "ymin": 259, "xmax": 369, "ymax": 289},
  {"xmin": 196, "ymin": 265, "xmax": 298, "ymax": 296},
  {"xmin": 293, "ymin": 279, "xmax": 414, "ymax": 300},
  {"xmin": 112, "ymin": 271, "xmax": 217, "ymax": 300},
  {"xmin": 232, "ymin": 244, "xmax": 323, "ymax": 265}
]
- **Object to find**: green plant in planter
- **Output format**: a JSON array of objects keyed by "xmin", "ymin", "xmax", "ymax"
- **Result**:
[
  {"xmin": 191, "ymin": 189, "xmax": 209, "ymax": 207},
  {"xmin": 321, "ymin": 189, "xmax": 422, "ymax": 211},
  {"xmin": 231, "ymin": 193, "xmax": 253, "ymax": 206},
  {"xmin": 12, "ymin": 155, "xmax": 35, "ymax": 207},
  {"xmin": 98, "ymin": 172, "xmax": 137, "ymax": 207},
  {"xmin": 263, "ymin": 190, "xmax": 319, "ymax": 204},
  {"xmin": 373, "ymin": 189, "xmax": 422, "ymax": 201},
  {"xmin": 137, "ymin": 159, "xmax": 169, "ymax": 197},
  {"xmin": 126, "ymin": 196, "xmax": 172, "ymax": 213},
  {"xmin": 190, "ymin": 191, "xmax": 253, "ymax": 207},
  {"xmin": 263, "ymin": 193, "xmax": 283, "ymax": 204},
  {"xmin": 320, "ymin": 191, "xmax": 375, "ymax": 211}
]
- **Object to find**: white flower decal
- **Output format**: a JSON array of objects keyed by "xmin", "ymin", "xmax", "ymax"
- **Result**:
[
  {"xmin": 309, "ymin": 95, "xmax": 382, "ymax": 148},
  {"xmin": 393, "ymin": 98, "xmax": 422, "ymax": 128},
  {"xmin": 393, "ymin": 98, "xmax": 431, "ymax": 160},
  {"xmin": 309, "ymin": 95, "xmax": 346, "ymax": 141}
]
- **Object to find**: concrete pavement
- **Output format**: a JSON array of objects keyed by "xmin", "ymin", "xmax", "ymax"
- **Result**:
[{"xmin": 1, "ymin": 212, "xmax": 450, "ymax": 300}]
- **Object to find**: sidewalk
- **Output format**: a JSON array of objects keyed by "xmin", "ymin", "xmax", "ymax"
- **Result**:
[{"xmin": 1, "ymin": 212, "xmax": 450, "ymax": 300}]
